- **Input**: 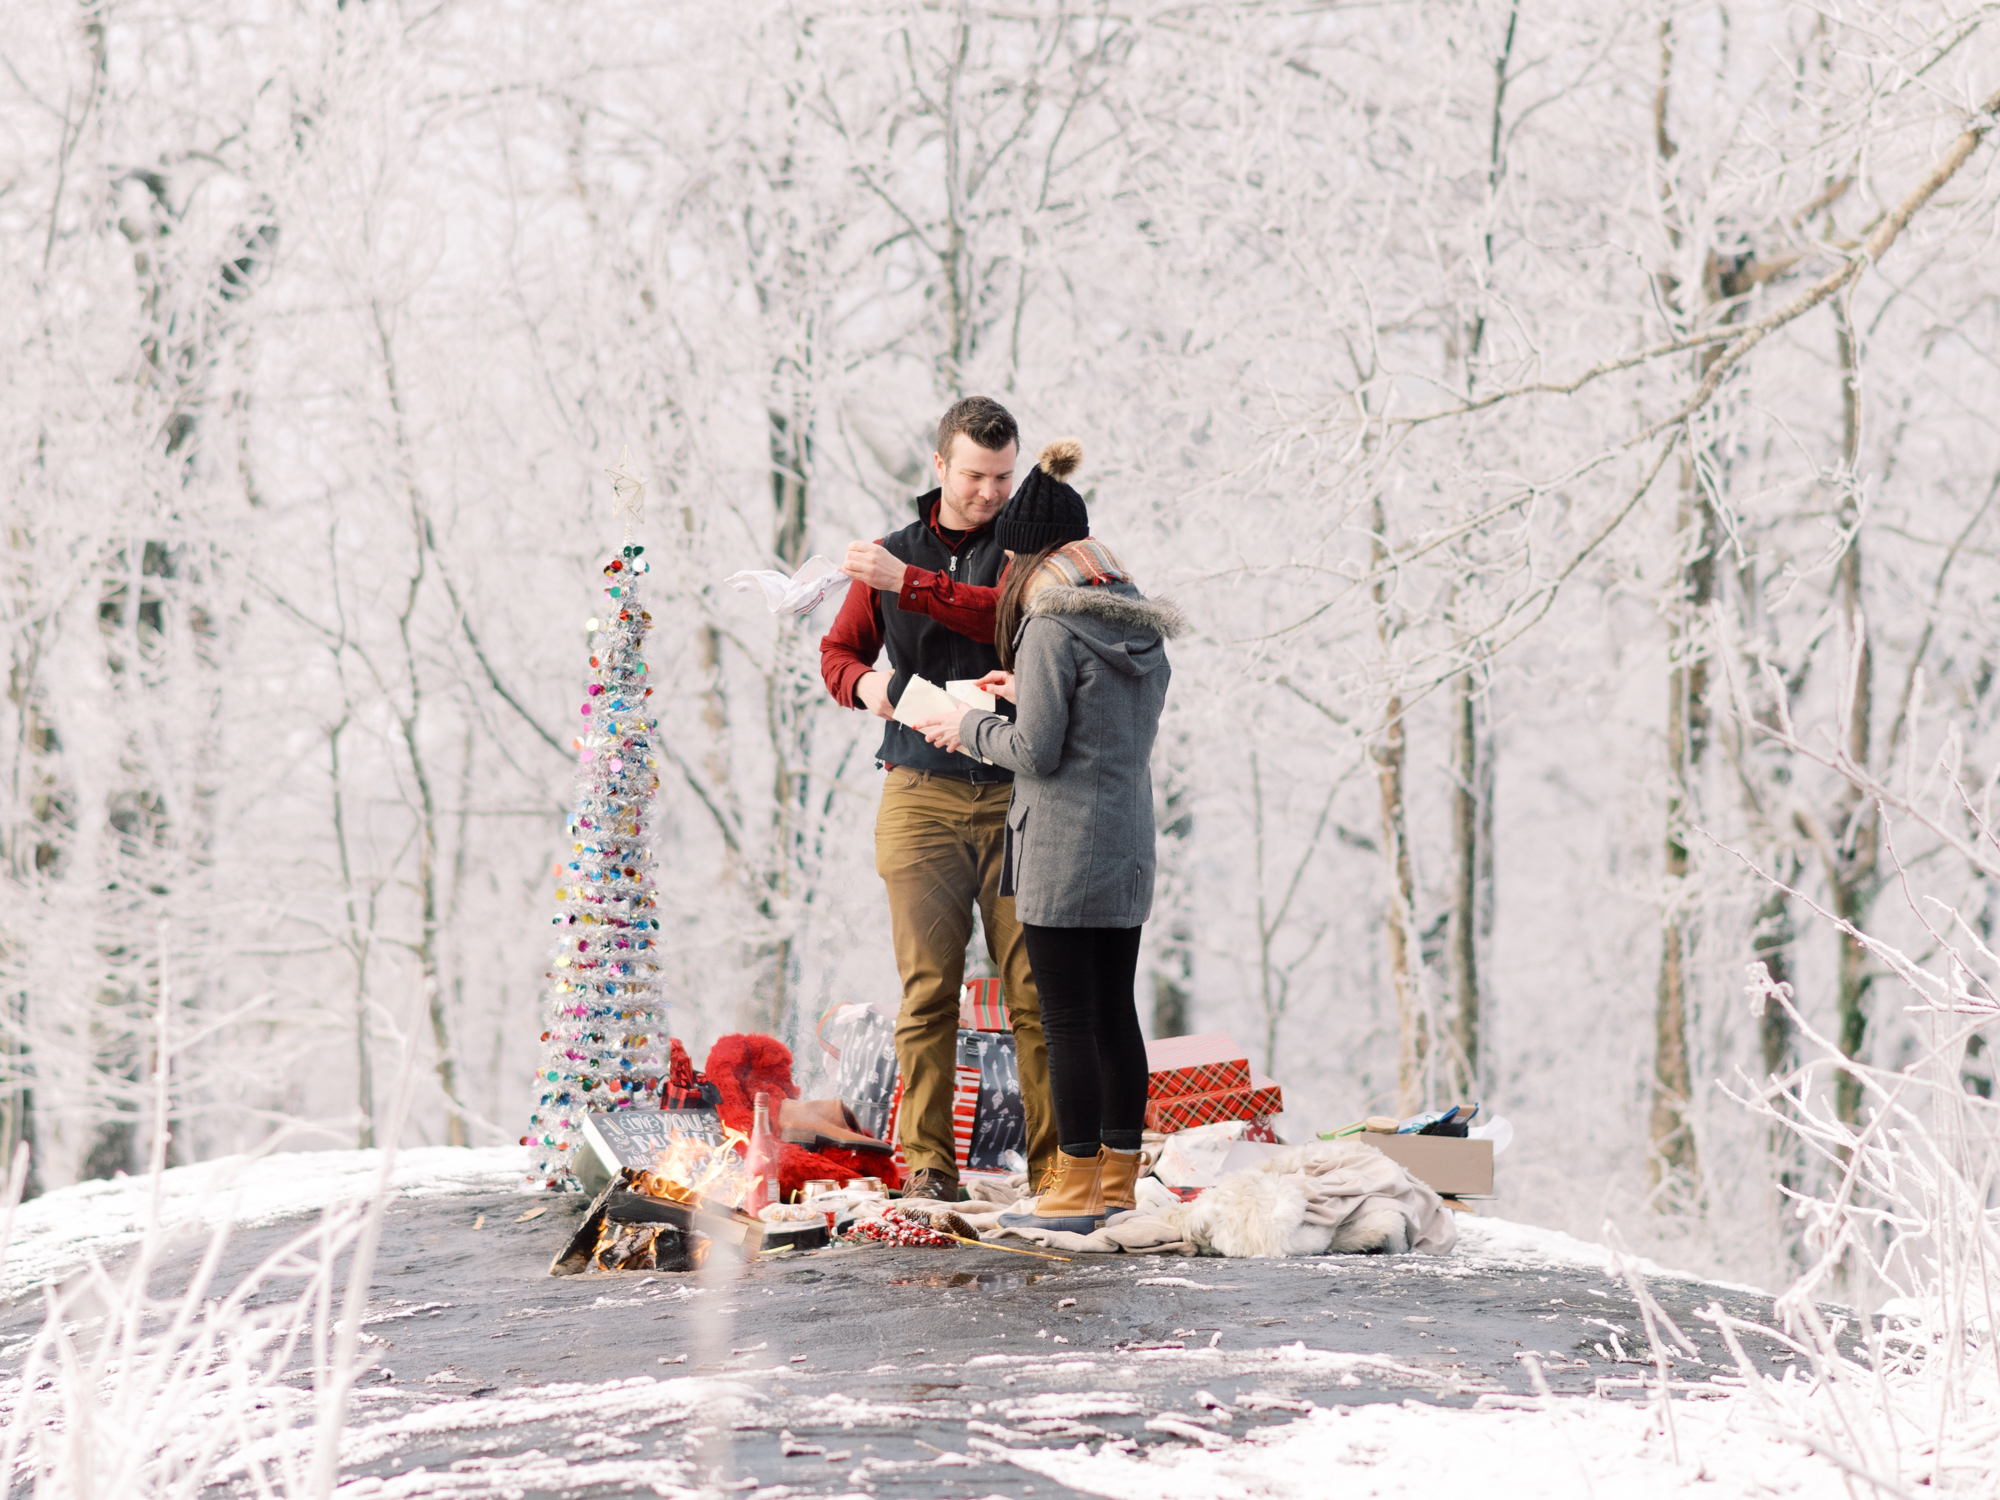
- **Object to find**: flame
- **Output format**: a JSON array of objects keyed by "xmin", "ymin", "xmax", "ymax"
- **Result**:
[{"xmin": 633, "ymin": 1123, "xmax": 753, "ymax": 1209}]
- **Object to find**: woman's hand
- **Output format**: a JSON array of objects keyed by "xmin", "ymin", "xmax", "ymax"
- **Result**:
[
  {"xmin": 974, "ymin": 669, "xmax": 1017, "ymax": 704},
  {"xmin": 910, "ymin": 712, "xmax": 966, "ymax": 755}
]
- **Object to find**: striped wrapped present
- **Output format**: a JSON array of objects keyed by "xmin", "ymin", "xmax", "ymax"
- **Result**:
[
  {"xmin": 951, "ymin": 1062, "xmax": 980, "ymax": 1165},
  {"xmin": 1144, "ymin": 1032, "xmax": 1252, "ymax": 1101},
  {"xmin": 959, "ymin": 978, "xmax": 1010, "ymax": 1031}
]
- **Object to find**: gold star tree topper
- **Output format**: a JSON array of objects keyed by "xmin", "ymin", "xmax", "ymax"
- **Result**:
[{"xmin": 606, "ymin": 446, "xmax": 647, "ymax": 540}]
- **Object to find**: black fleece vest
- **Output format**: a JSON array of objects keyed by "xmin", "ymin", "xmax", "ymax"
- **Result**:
[{"xmin": 875, "ymin": 491, "xmax": 1013, "ymax": 783}]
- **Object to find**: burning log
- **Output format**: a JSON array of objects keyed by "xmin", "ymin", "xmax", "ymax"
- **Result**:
[
  {"xmin": 548, "ymin": 1171, "xmax": 766, "ymax": 1276},
  {"xmin": 591, "ymin": 1219, "xmax": 688, "ymax": 1273}
]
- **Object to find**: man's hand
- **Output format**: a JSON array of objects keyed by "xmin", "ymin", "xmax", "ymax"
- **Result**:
[
  {"xmin": 855, "ymin": 670, "xmax": 895, "ymax": 719},
  {"xmin": 842, "ymin": 541, "xmax": 909, "ymax": 593},
  {"xmin": 974, "ymin": 669, "xmax": 1017, "ymax": 704},
  {"xmin": 911, "ymin": 712, "xmax": 966, "ymax": 755}
]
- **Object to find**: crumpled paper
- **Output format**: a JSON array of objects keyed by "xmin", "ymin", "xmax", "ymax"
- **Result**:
[{"xmin": 725, "ymin": 555, "xmax": 850, "ymax": 616}]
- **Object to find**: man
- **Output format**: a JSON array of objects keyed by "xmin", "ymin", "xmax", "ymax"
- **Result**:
[{"xmin": 820, "ymin": 396, "xmax": 1054, "ymax": 1200}]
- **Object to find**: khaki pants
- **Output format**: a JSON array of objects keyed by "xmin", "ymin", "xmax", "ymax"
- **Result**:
[{"xmin": 874, "ymin": 768, "xmax": 1054, "ymax": 1178}]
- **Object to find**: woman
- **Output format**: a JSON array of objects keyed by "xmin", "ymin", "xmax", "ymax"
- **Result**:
[{"xmin": 916, "ymin": 438, "xmax": 1183, "ymax": 1233}]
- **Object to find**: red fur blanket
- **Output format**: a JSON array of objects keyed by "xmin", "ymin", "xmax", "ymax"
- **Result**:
[{"xmin": 703, "ymin": 1033, "xmax": 901, "ymax": 1197}]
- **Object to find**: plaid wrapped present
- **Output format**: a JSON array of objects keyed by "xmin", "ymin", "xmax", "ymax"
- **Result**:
[
  {"xmin": 1143, "ymin": 1073, "xmax": 1284, "ymax": 1133},
  {"xmin": 959, "ymin": 978, "xmax": 1010, "ymax": 1031},
  {"xmin": 1144, "ymin": 1032, "xmax": 1252, "ymax": 1100}
]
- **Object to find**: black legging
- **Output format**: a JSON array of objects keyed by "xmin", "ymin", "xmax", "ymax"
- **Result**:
[{"xmin": 1021, "ymin": 924, "xmax": 1148, "ymax": 1155}]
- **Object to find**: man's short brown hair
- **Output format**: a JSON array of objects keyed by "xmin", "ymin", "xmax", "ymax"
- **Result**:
[{"xmin": 935, "ymin": 396, "xmax": 1019, "ymax": 462}]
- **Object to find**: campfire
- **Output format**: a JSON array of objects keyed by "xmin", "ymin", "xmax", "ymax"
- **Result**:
[
  {"xmin": 549, "ymin": 1070, "xmax": 875, "ymax": 1277},
  {"xmin": 551, "ymin": 1117, "xmax": 780, "ymax": 1276}
]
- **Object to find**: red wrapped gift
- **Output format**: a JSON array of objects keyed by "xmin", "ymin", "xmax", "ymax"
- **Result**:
[
  {"xmin": 959, "ymin": 978, "xmax": 1010, "ymax": 1031},
  {"xmin": 1143, "ymin": 1074, "xmax": 1284, "ymax": 1133},
  {"xmin": 1145, "ymin": 1032, "xmax": 1252, "ymax": 1100}
]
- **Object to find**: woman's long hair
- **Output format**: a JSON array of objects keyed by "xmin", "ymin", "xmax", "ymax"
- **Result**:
[{"xmin": 993, "ymin": 542, "xmax": 1064, "ymax": 670}]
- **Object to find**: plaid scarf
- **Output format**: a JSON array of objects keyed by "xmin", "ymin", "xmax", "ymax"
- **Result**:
[{"xmin": 1024, "ymin": 538, "xmax": 1130, "ymax": 595}]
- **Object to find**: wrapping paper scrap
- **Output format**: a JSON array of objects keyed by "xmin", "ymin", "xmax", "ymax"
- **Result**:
[{"xmin": 726, "ymin": 555, "xmax": 849, "ymax": 615}]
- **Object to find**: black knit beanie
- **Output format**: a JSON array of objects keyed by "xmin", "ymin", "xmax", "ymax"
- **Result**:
[{"xmin": 994, "ymin": 438, "xmax": 1088, "ymax": 553}]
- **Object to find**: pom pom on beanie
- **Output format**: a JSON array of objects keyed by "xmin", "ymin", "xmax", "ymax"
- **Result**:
[
  {"xmin": 995, "ymin": 438, "xmax": 1089, "ymax": 553},
  {"xmin": 1037, "ymin": 437, "xmax": 1082, "ymax": 481}
]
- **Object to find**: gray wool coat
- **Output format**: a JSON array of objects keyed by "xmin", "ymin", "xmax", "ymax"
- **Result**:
[{"xmin": 960, "ymin": 582, "xmax": 1185, "ymax": 928}]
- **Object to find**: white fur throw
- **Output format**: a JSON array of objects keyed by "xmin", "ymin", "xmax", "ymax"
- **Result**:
[
  {"xmin": 969, "ymin": 1139, "xmax": 1456, "ymax": 1258},
  {"xmin": 1166, "ymin": 1140, "xmax": 1456, "ymax": 1257}
]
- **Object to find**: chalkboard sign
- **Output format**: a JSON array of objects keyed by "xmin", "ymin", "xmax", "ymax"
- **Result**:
[{"xmin": 577, "ymin": 1108, "xmax": 725, "ymax": 1194}]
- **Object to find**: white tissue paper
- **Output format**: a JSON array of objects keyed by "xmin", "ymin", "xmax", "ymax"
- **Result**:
[
  {"xmin": 1153, "ymin": 1118, "xmax": 1267, "ymax": 1188},
  {"xmin": 726, "ymin": 555, "xmax": 850, "ymax": 616},
  {"xmin": 1467, "ymin": 1115, "xmax": 1513, "ymax": 1155}
]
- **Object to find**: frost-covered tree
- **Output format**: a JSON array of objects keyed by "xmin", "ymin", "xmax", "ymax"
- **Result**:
[{"xmin": 4, "ymin": 0, "xmax": 2000, "ymax": 1292}]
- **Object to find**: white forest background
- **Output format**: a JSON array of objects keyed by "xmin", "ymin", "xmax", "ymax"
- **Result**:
[{"xmin": 2, "ymin": 0, "xmax": 1996, "ymax": 1292}]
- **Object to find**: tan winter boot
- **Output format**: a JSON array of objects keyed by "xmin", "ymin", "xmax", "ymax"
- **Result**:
[
  {"xmin": 1099, "ymin": 1148, "xmax": 1142, "ymax": 1214},
  {"xmin": 998, "ymin": 1149, "xmax": 1106, "ymax": 1234}
]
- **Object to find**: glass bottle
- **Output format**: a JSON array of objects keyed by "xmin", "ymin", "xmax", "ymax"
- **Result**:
[{"xmin": 745, "ymin": 1092, "xmax": 778, "ymax": 1214}]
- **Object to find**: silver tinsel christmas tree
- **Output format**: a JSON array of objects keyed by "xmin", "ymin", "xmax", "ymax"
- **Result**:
[{"xmin": 524, "ymin": 449, "xmax": 669, "ymax": 1190}]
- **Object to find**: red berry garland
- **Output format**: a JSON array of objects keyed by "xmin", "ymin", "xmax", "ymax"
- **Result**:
[{"xmin": 838, "ymin": 1208, "xmax": 958, "ymax": 1249}]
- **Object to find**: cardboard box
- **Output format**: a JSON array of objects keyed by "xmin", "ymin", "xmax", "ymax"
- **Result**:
[
  {"xmin": 1145, "ymin": 1032, "xmax": 1253, "ymax": 1100},
  {"xmin": 1213, "ymin": 1134, "xmax": 1496, "ymax": 1199},
  {"xmin": 1362, "ymin": 1134, "xmax": 1495, "ymax": 1198},
  {"xmin": 1143, "ymin": 1073, "xmax": 1283, "ymax": 1132}
]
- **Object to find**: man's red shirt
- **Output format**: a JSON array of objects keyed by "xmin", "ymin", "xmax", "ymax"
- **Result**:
[{"xmin": 819, "ymin": 503, "xmax": 1003, "ymax": 708}]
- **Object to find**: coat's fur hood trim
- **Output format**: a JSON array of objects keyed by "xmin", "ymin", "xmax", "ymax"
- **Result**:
[{"xmin": 1025, "ymin": 582, "xmax": 1187, "ymax": 639}]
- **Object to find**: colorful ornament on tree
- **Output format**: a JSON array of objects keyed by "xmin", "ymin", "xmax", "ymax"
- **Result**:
[{"xmin": 523, "ymin": 447, "xmax": 669, "ymax": 1190}]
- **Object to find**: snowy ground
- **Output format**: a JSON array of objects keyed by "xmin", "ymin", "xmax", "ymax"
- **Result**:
[{"xmin": 0, "ymin": 1148, "xmax": 1858, "ymax": 1498}]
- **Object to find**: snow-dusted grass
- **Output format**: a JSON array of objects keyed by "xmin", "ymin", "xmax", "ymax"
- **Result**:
[
  {"xmin": 0, "ymin": 1027, "xmax": 513, "ymax": 1500},
  {"xmin": 0, "ymin": 1146, "xmax": 526, "ymax": 1301}
]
